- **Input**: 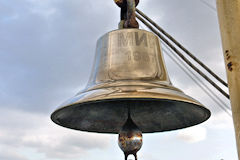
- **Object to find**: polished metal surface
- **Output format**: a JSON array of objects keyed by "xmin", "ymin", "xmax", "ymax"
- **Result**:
[
  {"xmin": 51, "ymin": 29, "xmax": 211, "ymax": 133},
  {"xmin": 118, "ymin": 115, "xmax": 142, "ymax": 160}
]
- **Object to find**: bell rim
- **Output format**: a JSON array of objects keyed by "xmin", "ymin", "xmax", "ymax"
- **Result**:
[{"xmin": 51, "ymin": 97, "xmax": 211, "ymax": 134}]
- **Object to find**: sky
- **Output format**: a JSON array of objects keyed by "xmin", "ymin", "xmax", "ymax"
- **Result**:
[{"xmin": 0, "ymin": 0, "xmax": 238, "ymax": 160}]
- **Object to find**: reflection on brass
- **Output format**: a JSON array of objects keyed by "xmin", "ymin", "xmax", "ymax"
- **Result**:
[
  {"xmin": 118, "ymin": 113, "xmax": 142, "ymax": 160},
  {"xmin": 51, "ymin": 29, "xmax": 210, "ymax": 134}
]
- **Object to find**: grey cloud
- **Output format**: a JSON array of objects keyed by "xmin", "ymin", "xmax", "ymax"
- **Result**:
[
  {"xmin": 0, "ymin": 109, "xmax": 112, "ymax": 159},
  {"xmin": 0, "ymin": 149, "xmax": 28, "ymax": 160},
  {"xmin": 137, "ymin": 0, "xmax": 229, "ymax": 115},
  {"xmin": 0, "ymin": 1, "xmax": 116, "ymax": 159},
  {"xmin": 139, "ymin": 0, "xmax": 226, "ymax": 79},
  {"xmin": 0, "ymin": 0, "xmax": 118, "ymax": 113},
  {"xmin": 0, "ymin": 0, "xmax": 227, "ymax": 115},
  {"xmin": 0, "ymin": 0, "xmax": 236, "ymax": 160}
]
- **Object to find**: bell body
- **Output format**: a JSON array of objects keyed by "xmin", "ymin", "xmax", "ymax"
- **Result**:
[{"xmin": 51, "ymin": 29, "xmax": 210, "ymax": 133}]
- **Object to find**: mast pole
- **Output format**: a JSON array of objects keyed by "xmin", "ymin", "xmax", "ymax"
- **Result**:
[{"xmin": 217, "ymin": 0, "xmax": 240, "ymax": 158}]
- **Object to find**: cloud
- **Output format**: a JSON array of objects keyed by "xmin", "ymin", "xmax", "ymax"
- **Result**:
[
  {"xmin": 0, "ymin": 0, "xmax": 118, "ymax": 113},
  {"xmin": 0, "ymin": 0, "xmax": 237, "ymax": 160},
  {"xmin": 0, "ymin": 1, "xmax": 117, "ymax": 159},
  {"xmin": 207, "ymin": 112, "xmax": 234, "ymax": 130},
  {"xmin": 0, "ymin": 149, "xmax": 28, "ymax": 160},
  {"xmin": 0, "ymin": 108, "xmax": 112, "ymax": 159},
  {"xmin": 177, "ymin": 126, "xmax": 207, "ymax": 143},
  {"xmin": 0, "ymin": 0, "xmax": 227, "ymax": 115}
]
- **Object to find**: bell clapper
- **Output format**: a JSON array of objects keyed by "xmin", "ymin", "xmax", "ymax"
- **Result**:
[{"xmin": 118, "ymin": 110, "xmax": 143, "ymax": 160}]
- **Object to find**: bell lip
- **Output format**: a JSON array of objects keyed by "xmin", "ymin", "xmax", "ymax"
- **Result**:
[{"xmin": 51, "ymin": 97, "xmax": 211, "ymax": 134}]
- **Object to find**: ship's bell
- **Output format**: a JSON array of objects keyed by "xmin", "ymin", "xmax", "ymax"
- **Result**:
[{"xmin": 51, "ymin": 29, "xmax": 210, "ymax": 133}]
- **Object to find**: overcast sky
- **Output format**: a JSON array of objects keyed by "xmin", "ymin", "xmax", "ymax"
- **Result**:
[{"xmin": 0, "ymin": 0, "xmax": 238, "ymax": 160}]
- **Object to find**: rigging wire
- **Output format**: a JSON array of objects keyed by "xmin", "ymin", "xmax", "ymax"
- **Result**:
[
  {"xmin": 136, "ymin": 9, "xmax": 228, "ymax": 88},
  {"xmin": 136, "ymin": 13, "xmax": 230, "ymax": 99},
  {"xmin": 138, "ymin": 14, "xmax": 231, "ymax": 116},
  {"xmin": 161, "ymin": 43, "xmax": 232, "ymax": 117},
  {"xmin": 139, "ymin": 20, "xmax": 230, "ymax": 112},
  {"xmin": 199, "ymin": 0, "xmax": 217, "ymax": 12},
  {"xmin": 138, "ymin": 17, "xmax": 231, "ymax": 116},
  {"xmin": 162, "ymin": 42, "xmax": 231, "ymax": 110}
]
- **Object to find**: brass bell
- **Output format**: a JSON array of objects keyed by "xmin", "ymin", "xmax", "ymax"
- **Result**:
[{"xmin": 51, "ymin": 29, "xmax": 210, "ymax": 134}]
